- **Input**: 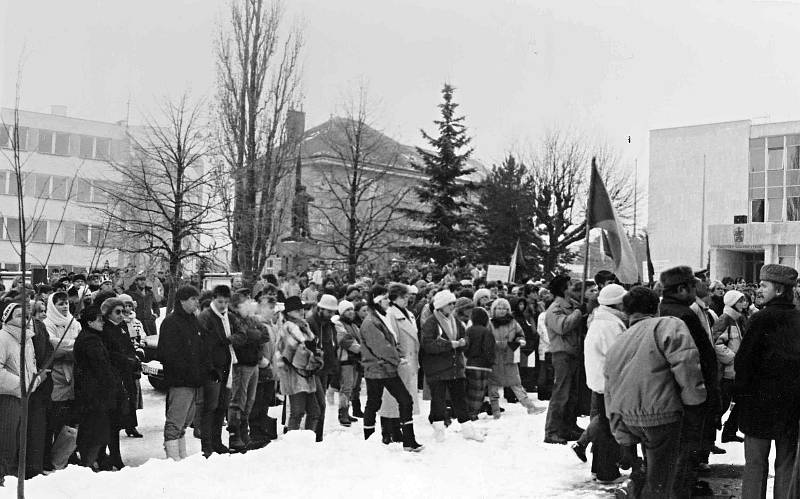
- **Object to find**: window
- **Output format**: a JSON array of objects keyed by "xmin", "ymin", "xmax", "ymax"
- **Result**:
[
  {"xmin": 29, "ymin": 219, "xmax": 47, "ymax": 243},
  {"xmin": 779, "ymin": 244, "xmax": 797, "ymax": 266},
  {"xmin": 95, "ymin": 138, "xmax": 110, "ymax": 160},
  {"xmin": 8, "ymin": 173, "xmax": 18, "ymax": 196},
  {"xmin": 0, "ymin": 126, "xmax": 27, "ymax": 150},
  {"xmin": 74, "ymin": 178, "xmax": 91, "ymax": 202},
  {"xmin": 4, "ymin": 217, "xmax": 19, "ymax": 241},
  {"xmin": 750, "ymin": 138, "xmax": 765, "ymax": 172},
  {"xmin": 752, "ymin": 199, "xmax": 765, "ymax": 222},
  {"xmin": 92, "ymin": 181, "xmax": 109, "ymax": 203},
  {"xmin": 788, "ymin": 197, "xmax": 800, "ymax": 222},
  {"xmin": 768, "ymin": 198, "xmax": 783, "ymax": 222},
  {"xmin": 23, "ymin": 173, "xmax": 37, "ymax": 197},
  {"xmin": 54, "ymin": 133, "xmax": 70, "ymax": 156},
  {"xmin": 37, "ymin": 130, "xmax": 54, "ymax": 154},
  {"xmin": 75, "ymin": 223, "xmax": 90, "ymax": 246},
  {"xmin": 768, "ymin": 136, "xmax": 784, "ymax": 170},
  {"xmin": 50, "ymin": 176, "xmax": 67, "ymax": 199},
  {"xmin": 79, "ymin": 135, "xmax": 94, "ymax": 159}
]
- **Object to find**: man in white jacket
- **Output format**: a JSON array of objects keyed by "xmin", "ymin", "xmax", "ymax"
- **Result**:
[{"xmin": 571, "ymin": 284, "xmax": 628, "ymax": 484}]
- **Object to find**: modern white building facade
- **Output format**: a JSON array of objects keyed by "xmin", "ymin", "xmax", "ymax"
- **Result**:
[{"xmin": 649, "ymin": 119, "xmax": 800, "ymax": 282}]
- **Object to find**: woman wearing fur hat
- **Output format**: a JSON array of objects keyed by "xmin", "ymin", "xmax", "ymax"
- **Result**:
[
  {"xmin": 487, "ymin": 298, "xmax": 546, "ymax": 418},
  {"xmin": 421, "ymin": 289, "xmax": 484, "ymax": 442},
  {"xmin": 359, "ymin": 284, "xmax": 424, "ymax": 451},
  {"xmin": 100, "ymin": 297, "xmax": 140, "ymax": 469},
  {"xmin": 0, "ymin": 302, "xmax": 42, "ymax": 481},
  {"xmin": 712, "ymin": 289, "xmax": 748, "ymax": 444},
  {"xmin": 333, "ymin": 300, "xmax": 361, "ymax": 426},
  {"xmin": 379, "ymin": 284, "xmax": 421, "ymax": 443},
  {"xmin": 275, "ymin": 296, "xmax": 323, "ymax": 434},
  {"xmin": 118, "ymin": 293, "xmax": 145, "ymax": 438}
]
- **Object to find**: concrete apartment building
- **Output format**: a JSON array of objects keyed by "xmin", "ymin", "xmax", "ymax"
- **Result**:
[
  {"xmin": 0, "ymin": 106, "xmax": 126, "ymax": 274},
  {"xmin": 649, "ymin": 119, "xmax": 800, "ymax": 281}
]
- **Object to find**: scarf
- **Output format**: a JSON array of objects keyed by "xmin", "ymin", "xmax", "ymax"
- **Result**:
[
  {"xmin": 211, "ymin": 301, "xmax": 237, "ymax": 372},
  {"xmin": 491, "ymin": 314, "xmax": 514, "ymax": 327},
  {"xmin": 391, "ymin": 302, "xmax": 410, "ymax": 320},
  {"xmin": 46, "ymin": 294, "xmax": 74, "ymax": 327},
  {"xmin": 376, "ymin": 309, "xmax": 398, "ymax": 340},
  {"xmin": 722, "ymin": 306, "xmax": 741, "ymax": 321},
  {"xmin": 434, "ymin": 309, "xmax": 457, "ymax": 341}
]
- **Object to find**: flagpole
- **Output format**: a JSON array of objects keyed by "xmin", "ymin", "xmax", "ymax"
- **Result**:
[
  {"xmin": 582, "ymin": 158, "xmax": 597, "ymax": 306},
  {"xmin": 633, "ymin": 158, "xmax": 638, "ymax": 238}
]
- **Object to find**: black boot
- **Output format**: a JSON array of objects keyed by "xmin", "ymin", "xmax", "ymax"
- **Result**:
[
  {"xmin": 364, "ymin": 427, "xmax": 375, "ymax": 440},
  {"xmin": 400, "ymin": 422, "xmax": 424, "ymax": 452},
  {"xmin": 351, "ymin": 398, "xmax": 364, "ymax": 418},
  {"xmin": 338, "ymin": 407, "xmax": 352, "ymax": 427},
  {"xmin": 380, "ymin": 417, "xmax": 393, "ymax": 445},
  {"xmin": 228, "ymin": 427, "xmax": 247, "ymax": 453},
  {"xmin": 390, "ymin": 418, "xmax": 403, "ymax": 443},
  {"xmin": 266, "ymin": 417, "xmax": 278, "ymax": 441}
]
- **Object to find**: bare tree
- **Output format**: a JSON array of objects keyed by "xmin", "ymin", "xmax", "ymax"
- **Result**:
[
  {"xmin": 526, "ymin": 130, "xmax": 637, "ymax": 275},
  {"xmin": 215, "ymin": 0, "xmax": 304, "ymax": 282},
  {"xmin": 99, "ymin": 94, "xmax": 225, "ymax": 313},
  {"xmin": 310, "ymin": 87, "xmax": 412, "ymax": 281}
]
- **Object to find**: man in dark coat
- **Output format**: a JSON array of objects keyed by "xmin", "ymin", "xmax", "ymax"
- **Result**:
[
  {"xmin": 658, "ymin": 266, "xmax": 720, "ymax": 498},
  {"xmin": 735, "ymin": 264, "xmax": 800, "ymax": 498},
  {"xmin": 126, "ymin": 274, "xmax": 160, "ymax": 336},
  {"xmin": 157, "ymin": 285, "xmax": 211, "ymax": 461},
  {"xmin": 307, "ymin": 294, "xmax": 339, "ymax": 442},
  {"xmin": 197, "ymin": 285, "xmax": 233, "ymax": 456}
]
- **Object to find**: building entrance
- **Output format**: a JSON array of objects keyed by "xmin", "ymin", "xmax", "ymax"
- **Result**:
[{"xmin": 742, "ymin": 251, "xmax": 764, "ymax": 283}]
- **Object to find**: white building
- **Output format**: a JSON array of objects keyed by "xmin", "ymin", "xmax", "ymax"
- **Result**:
[
  {"xmin": 0, "ymin": 106, "xmax": 127, "ymax": 277},
  {"xmin": 649, "ymin": 119, "xmax": 800, "ymax": 281}
]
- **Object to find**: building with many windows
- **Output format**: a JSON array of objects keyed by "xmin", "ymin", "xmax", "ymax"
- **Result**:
[
  {"xmin": 0, "ymin": 106, "xmax": 127, "ymax": 274},
  {"xmin": 649, "ymin": 119, "xmax": 800, "ymax": 282}
]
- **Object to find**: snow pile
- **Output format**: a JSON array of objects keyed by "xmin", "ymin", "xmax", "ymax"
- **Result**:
[{"xmin": 2, "ymin": 397, "xmax": 615, "ymax": 499}]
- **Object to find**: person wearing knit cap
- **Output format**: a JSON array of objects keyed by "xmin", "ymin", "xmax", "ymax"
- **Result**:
[
  {"xmin": 453, "ymin": 297, "xmax": 474, "ymax": 328},
  {"xmin": 421, "ymin": 288, "xmax": 484, "ymax": 442},
  {"xmin": 570, "ymin": 284, "xmax": 627, "ymax": 482},
  {"xmin": 473, "ymin": 288, "xmax": 492, "ymax": 308},
  {"xmin": 736, "ymin": 263, "xmax": 800, "ymax": 498},
  {"xmin": 710, "ymin": 289, "xmax": 747, "ymax": 445},
  {"xmin": 333, "ymin": 300, "xmax": 362, "ymax": 424}
]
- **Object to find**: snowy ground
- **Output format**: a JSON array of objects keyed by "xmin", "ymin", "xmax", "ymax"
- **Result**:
[{"xmin": 2, "ymin": 379, "xmax": 765, "ymax": 499}]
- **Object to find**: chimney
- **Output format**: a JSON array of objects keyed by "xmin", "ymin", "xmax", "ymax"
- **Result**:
[
  {"xmin": 50, "ymin": 105, "xmax": 67, "ymax": 117},
  {"xmin": 286, "ymin": 109, "xmax": 306, "ymax": 145}
]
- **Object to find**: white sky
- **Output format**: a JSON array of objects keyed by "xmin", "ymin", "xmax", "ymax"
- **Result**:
[{"xmin": 3, "ymin": 0, "xmax": 800, "ymax": 227}]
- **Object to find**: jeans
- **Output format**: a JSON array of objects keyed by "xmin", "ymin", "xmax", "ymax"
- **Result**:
[
  {"xmin": 582, "ymin": 392, "xmax": 620, "ymax": 481},
  {"xmin": 674, "ymin": 404, "xmax": 711, "ymax": 497},
  {"xmin": 314, "ymin": 374, "xmax": 327, "ymax": 442},
  {"xmin": 544, "ymin": 352, "xmax": 579, "ymax": 436},
  {"xmin": 228, "ymin": 365, "xmax": 259, "ymax": 428},
  {"xmin": 719, "ymin": 378, "xmax": 739, "ymax": 435},
  {"xmin": 625, "ymin": 421, "xmax": 682, "ymax": 498},
  {"xmin": 249, "ymin": 380, "xmax": 277, "ymax": 442},
  {"xmin": 339, "ymin": 365, "xmax": 356, "ymax": 409},
  {"xmin": 164, "ymin": 386, "xmax": 201, "ymax": 441},
  {"xmin": 200, "ymin": 380, "xmax": 230, "ymax": 453},
  {"xmin": 363, "ymin": 376, "xmax": 413, "ymax": 431},
  {"xmin": 742, "ymin": 434, "xmax": 797, "ymax": 499},
  {"xmin": 429, "ymin": 378, "xmax": 469, "ymax": 424},
  {"xmin": 287, "ymin": 392, "xmax": 320, "ymax": 432}
]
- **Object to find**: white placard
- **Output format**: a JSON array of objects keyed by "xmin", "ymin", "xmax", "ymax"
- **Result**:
[{"xmin": 486, "ymin": 265, "xmax": 510, "ymax": 283}]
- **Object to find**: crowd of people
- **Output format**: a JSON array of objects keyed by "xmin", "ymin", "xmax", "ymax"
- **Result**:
[{"xmin": 1, "ymin": 261, "xmax": 799, "ymax": 498}]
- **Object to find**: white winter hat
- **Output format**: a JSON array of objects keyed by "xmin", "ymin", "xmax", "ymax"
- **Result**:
[
  {"xmin": 473, "ymin": 288, "xmax": 491, "ymax": 305},
  {"xmin": 723, "ymin": 290, "xmax": 745, "ymax": 308},
  {"xmin": 408, "ymin": 285, "xmax": 419, "ymax": 295},
  {"xmin": 317, "ymin": 294, "xmax": 339, "ymax": 311},
  {"xmin": 432, "ymin": 290, "xmax": 457, "ymax": 310},
  {"xmin": 598, "ymin": 283, "xmax": 627, "ymax": 306},
  {"xmin": 337, "ymin": 300, "xmax": 354, "ymax": 316}
]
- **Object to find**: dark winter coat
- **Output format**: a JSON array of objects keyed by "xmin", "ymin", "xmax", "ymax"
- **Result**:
[
  {"xmin": 545, "ymin": 296, "xmax": 583, "ymax": 356},
  {"xmin": 229, "ymin": 311, "xmax": 270, "ymax": 366},
  {"xmin": 31, "ymin": 319, "xmax": 54, "ymax": 398},
  {"xmin": 464, "ymin": 324, "xmax": 495, "ymax": 371},
  {"xmin": 734, "ymin": 297, "xmax": 800, "ymax": 439},
  {"xmin": 126, "ymin": 285, "xmax": 160, "ymax": 322},
  {"xmin": 157, "ymin": 305, "xmax": 212, "ymax": 387},
  {"xmin": 74, "ymin": 327, "xmax": 120, "ymax": 414},
  {"xmin": 197, "ymin": 308, "xmax": 232, "ymax": 384},
  {"xmin": 710, "ymin": 294, "xmax": 725, "ymax": 318},
  {"xmin": 359, "ymin": 311, "xmax": 401, "ymax": 379},
  {"xmin": 659, "ymin": 296, "xmax": 719, "ymax": 412},
  {"xmin": 420, "ymin": 313, "xmax": 467, "ymax": 381},
  {"xmin": 102, "ymin": 320, "xmax": 139, "ymax": 428},
  {"xmin": 308, "ymin": 311, "xmax": 338, "ymax": 377}
]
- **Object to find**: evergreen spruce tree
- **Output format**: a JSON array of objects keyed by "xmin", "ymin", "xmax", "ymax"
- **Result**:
[
  {"xmin": 404, "ymin": 83, "xmax": 477, "ymax": 264},
  {"xmin": 476, "ymin": 154, "xmax": 542, "ymax": 278}
]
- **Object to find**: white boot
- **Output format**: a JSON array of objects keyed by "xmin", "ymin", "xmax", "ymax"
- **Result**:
[
  {"xmin": 461, "ymin": 421, "xmax": 485, "ymax": 442},
  {"xmin": 178, "ymin": 436, "xmax": 188, "ymax": 459},
  {"xmin": 432, "ymin": 421, "xmax": 446, "ymax": 442},
  {"xmin": 164, "ymin": 439, "xmax": 181, "ymax": 461}
]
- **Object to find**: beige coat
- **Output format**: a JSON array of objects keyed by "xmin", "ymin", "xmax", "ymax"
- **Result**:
[{"xmin": 380, "ymin": 305, "xmax": 420, "ymax": 417}]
